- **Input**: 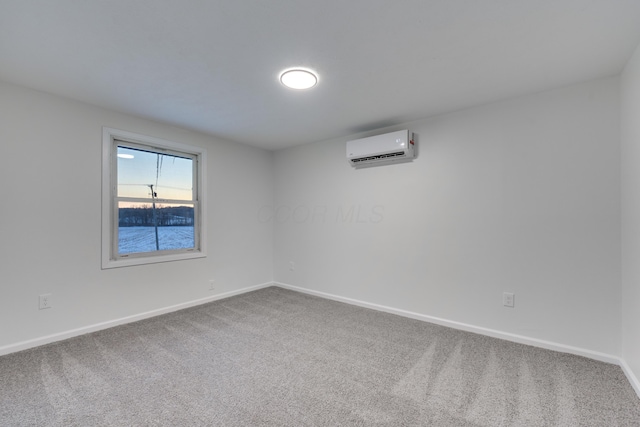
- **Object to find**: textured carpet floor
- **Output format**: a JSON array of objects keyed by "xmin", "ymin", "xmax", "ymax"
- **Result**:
[{"xmin": 1, "ymin": 286, "xmax": 639, "ymax": 426}]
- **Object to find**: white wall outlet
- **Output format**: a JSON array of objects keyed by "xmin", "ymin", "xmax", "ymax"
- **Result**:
[
  {"xmin": 39, "ymin": 293, "xmax": 52, "ymax": 310},
  {"xmin": 503, "ymin": 292, "xmax": 515, "ymax": 308},
  {"xmin": 289, "ymin": 261, "xmax": 295, "ymax": 271},
  {"xmin": 209, "ymin": 280, "xmax": 215, "ymax": 291}
]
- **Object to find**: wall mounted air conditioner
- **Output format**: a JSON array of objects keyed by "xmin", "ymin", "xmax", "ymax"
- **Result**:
[{"xmin": 346, "ymin": 129, "xmax": 415, "ymax": 167}]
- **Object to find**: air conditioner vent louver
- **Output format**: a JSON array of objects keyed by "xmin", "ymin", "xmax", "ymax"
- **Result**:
[
  {"xmin": 346, "ymin": 130, "xmax": 415, "ymax": 167},
  {"xmin": 350, "ymin": 151, "xmax": 405, "ymax": 163}
]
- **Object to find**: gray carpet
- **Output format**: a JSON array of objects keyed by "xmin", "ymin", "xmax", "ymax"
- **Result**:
[{"xmin": 1, "ymin": 287, "xmax": 639, "ymax": 426}]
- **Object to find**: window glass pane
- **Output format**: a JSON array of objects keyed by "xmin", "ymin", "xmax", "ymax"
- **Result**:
[
  {"xmin": 118, "ymin": 201, "xmax": 195, "ymax": 254},
  {"xmin": 117, "ymin": 146, "xmax": 193, "ymax": 201}
]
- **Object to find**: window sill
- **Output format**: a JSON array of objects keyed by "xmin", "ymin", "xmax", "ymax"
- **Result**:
[{"xmin": 101, "ymin": 251, "xmax": 206, "ymax": 269}]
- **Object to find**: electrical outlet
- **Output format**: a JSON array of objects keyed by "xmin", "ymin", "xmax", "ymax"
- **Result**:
[
  {"xmin": 209, "ymin": 280, "xmax": 215, "ymax": 291},
  {"xmin": 39, "ymin": 294, "xmax": 52, "ymax": 310},
  {"xmin": 289, "ymin": 261, "xmax": 295, "ymax": 271},
  {"xmin": 503, "ymin": 292, "xmax": 515, "ymax": 308}
]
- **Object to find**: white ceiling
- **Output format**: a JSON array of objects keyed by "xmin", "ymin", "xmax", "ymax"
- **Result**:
[{"xmin": 2, "ymin": 1, "xmax": 640, "ymax": 150}]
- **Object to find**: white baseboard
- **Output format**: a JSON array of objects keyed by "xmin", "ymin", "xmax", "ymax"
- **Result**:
[
  {"xmin": 3, "ymin": 280, "xmax": 638, "ymax": 400},
  {"xmin": 620, "ymin": 358, "xmax": 640, "ymax": 398},
  {"xmin": 273, "ymin": 282, "xmax": 620, "ymax": 364},
  {"xmin": 0, "ymin": 281, "xmax": 273, "ymax": 357}
]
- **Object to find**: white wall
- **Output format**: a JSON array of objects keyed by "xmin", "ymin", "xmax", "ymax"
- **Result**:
[
  {"xmin": 0, "ymin": 81, "xmax": 274, "ymax": 349},
  {"xmin": 621, "ymin": 43, "xmax": 640, "ymax": 387},
  {"xmin": 0, "ymin": 73, "xmax": 628, "ymax": 364},
  {"xmin": 274, "ymin": 77, "xmax": 621, "ymax": 356}
]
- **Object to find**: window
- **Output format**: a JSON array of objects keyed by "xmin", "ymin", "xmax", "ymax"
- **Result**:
[{"xmin": 102, "ymin": 128, "xmax": 206, "ymax": 268}]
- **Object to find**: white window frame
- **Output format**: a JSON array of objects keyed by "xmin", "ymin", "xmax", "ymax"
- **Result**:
[{"xmin": 101, "ymin": 127, "xmax": 207, "ymax": 269}]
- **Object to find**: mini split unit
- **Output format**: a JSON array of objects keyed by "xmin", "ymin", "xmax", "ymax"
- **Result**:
[{"xmin": 346, "ymin": 129, "xmax": 415, "ymax": 167}]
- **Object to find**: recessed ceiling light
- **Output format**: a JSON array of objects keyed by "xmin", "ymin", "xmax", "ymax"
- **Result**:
[{"xmin": 279, "ymin": 68, "xmax": 318, "ymax": 90}]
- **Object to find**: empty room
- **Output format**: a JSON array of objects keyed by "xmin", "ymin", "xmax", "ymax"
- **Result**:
[{"xmin": 1, "ymin": 1, "xmax": 640, "ymax": 425}]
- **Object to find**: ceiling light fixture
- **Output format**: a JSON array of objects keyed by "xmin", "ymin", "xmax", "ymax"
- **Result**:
[
  {"xmin": 279, "ymin": 68, "xmax": 318, "ymax": 90},
  {"xmin": 117, "ymin": 153, "xmax": 134, "ymax": 159}
]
